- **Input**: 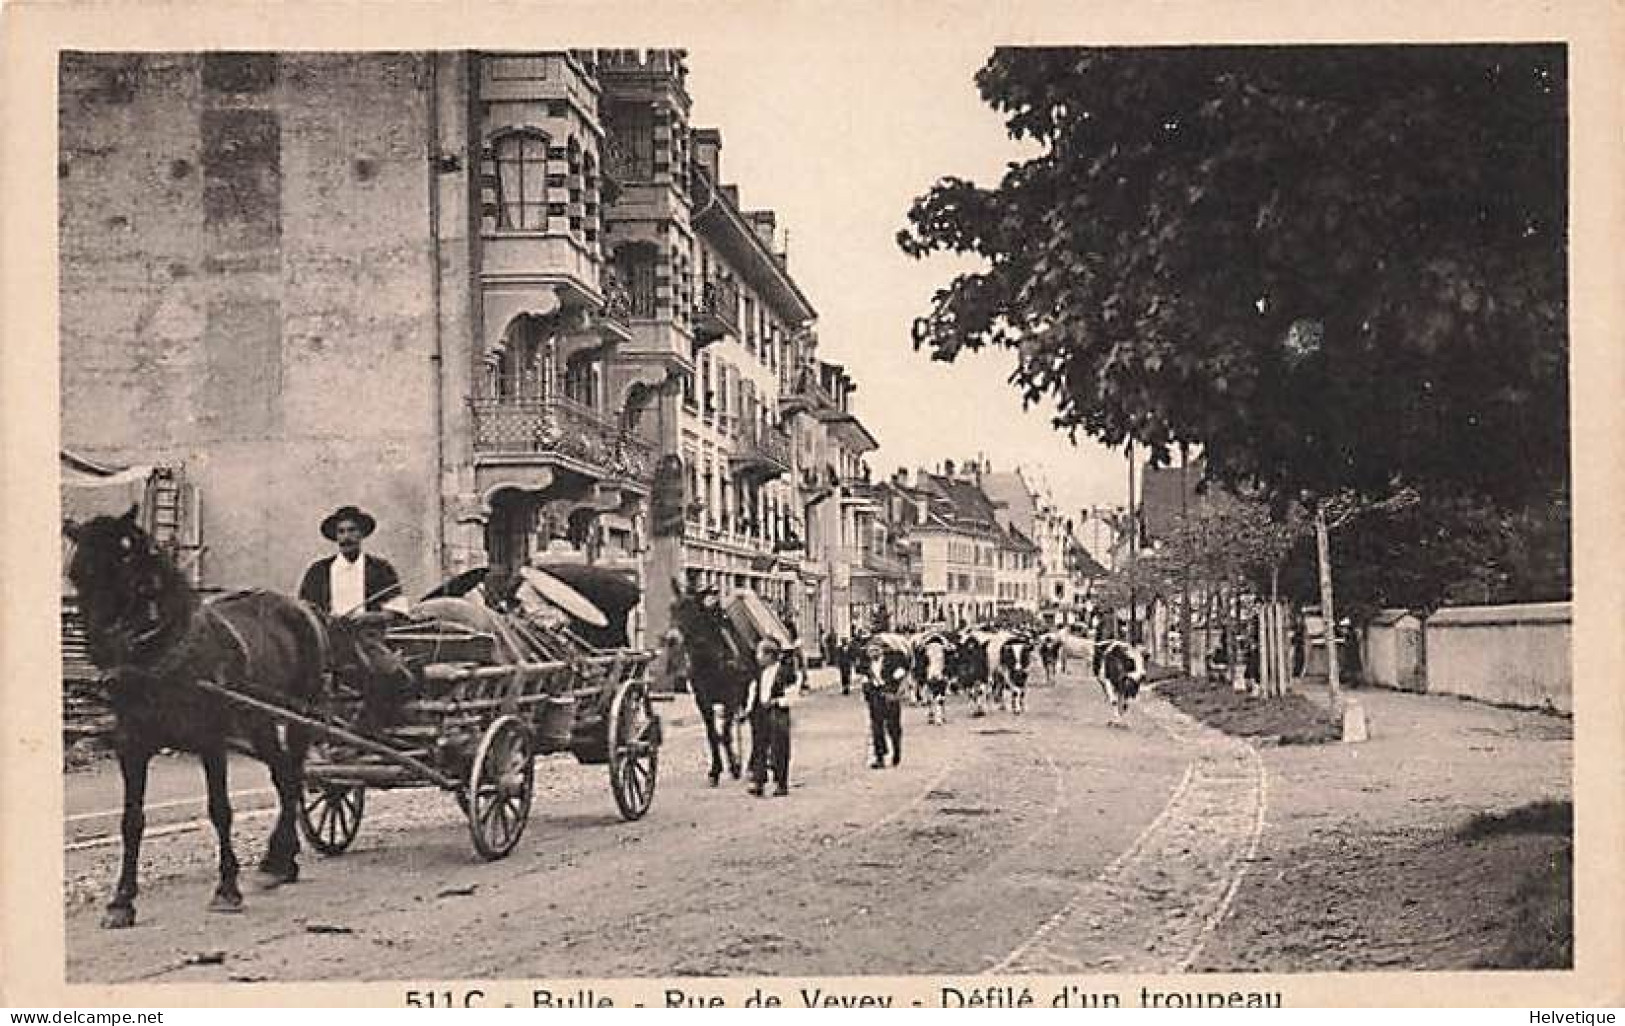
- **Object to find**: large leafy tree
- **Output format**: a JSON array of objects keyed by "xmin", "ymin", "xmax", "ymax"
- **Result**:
[{"xmin": 899, "ymin": 46, "xmax": 1568, "ymax": 513}]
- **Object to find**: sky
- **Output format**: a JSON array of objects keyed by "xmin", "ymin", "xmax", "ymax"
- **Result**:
[{"xmin": 682, "ymin": 37, "xmax": 1133, "ymax": 520}]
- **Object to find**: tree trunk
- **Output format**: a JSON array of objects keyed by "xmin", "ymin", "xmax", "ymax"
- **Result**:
[
  {"xmin": 1267, "ymin": 565, "xmax": 1281, "ymax": 698},
  {"xmin": 1126, "ymin": 442, "xmax": 1137, "ymax": 644},
  {"xmin": 1314, "ymin": 502, "xmax": 1342, "ymax": 704},
  {"xmin": 1180, "ymin": 444, "xmax": 1193, "ymax": 675},
  {"xmin": 1231, "ymin": 576, "xmax": 1245, "ymax": 691}
]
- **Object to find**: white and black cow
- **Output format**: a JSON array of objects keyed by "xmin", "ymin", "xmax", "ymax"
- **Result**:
[
  {"xmin": 913, "ymin": 632, "xmax": 953, "ymax": 725},
  {"xmin": 999, "ymin": 633, "xmax": 1035, "ymax": 715},
  {"xmin": 1095, "ymin": 638, "xmax": 1146, "ymax": 725}
]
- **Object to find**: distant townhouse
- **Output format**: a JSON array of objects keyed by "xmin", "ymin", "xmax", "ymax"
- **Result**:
[
  {"xmin": 781, "ymin": 359, "xmax": 882, "ymax": 638},
  {"xmin": 890, "ymin": 462, "xmax": 1002, "ymax": 626}
]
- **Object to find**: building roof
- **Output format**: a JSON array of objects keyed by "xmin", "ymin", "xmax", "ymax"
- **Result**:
[
  {"xmin": 691, "ymin": 164, "xmax": 817, "ymax": 323},
  {"xmin": 1139, "ymin": 459, "xmax": 1216, "ymax": 543},
  {"xmin": 1002, "ymin": 524, "xmax": 1039, "ymax": 554},
  {"xmin": 1068, "ymin": 543, "xmax": 1109, "ymax": 578},
  {"xmin": 919, "ymin": 473, "xmax": 999, "ymax": 530},
  {"xmin": 979, "ymin": 469, "xmax": 1038, "ymax": 533}
]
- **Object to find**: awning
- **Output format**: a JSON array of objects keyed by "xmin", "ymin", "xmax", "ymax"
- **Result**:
[{"xmin": 61, "ymin": 451, "xmax": 153, "ymax": 525}]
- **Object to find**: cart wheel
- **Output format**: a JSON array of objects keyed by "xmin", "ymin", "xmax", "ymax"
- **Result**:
[
  {"xmin": 466, "ymin": 715, "xmax": 534, "ymax": 860},
  {"xmin": 608, "ymin": 677, "xmax": 660, "ymax": 821},
  {"xmin": 299, "ymin": 783, "xmax": 365, "ymax": 855}
]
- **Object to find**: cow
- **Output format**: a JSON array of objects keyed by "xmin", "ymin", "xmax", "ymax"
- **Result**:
[
  {"xmin": 1095, "ymin": 638, "xmax": 1146, "ymax": 726},
  {"xmin": 1037, "ymin": 632, "xmax": 1062, "ymax": 685},
  {"xmin": 953, "ymin": 632, "xmax": 993, "ymax": 717},
  {"xmin": 913, "ymin": 631, "xmax": 953, "ymax": 725},
  {"xmin": 976, "ymin": 631, "xmax": 1006, "ymax": 711}
]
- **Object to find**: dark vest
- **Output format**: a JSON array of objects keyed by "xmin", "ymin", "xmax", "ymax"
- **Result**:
[{"xmin": 298, "ymin": 553, "xmax": 402, "ymax": 614}]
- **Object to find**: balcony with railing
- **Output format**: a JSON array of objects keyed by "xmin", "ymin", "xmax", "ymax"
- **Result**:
[
  {"xmin": 599, "ymin": 265, "xmax": 635, "ymax": 339},
  {"xmin": 602, "ymin": 133, "xmax": 655, "ymax": 187},
  {"xmin": 864, "ymin": 547, "xmax": 908, "ymax": 579},
  {"xmin": 693, "ymin": 278, "xmax": 739, "ymax": 345},
  {"xmin": 840, "ymin": 477, "xmax": 880, "ymax": 506},
  {"xmin": 469, "ymin": 394, "xmax": 655, "ymax": 484},
  {"xmin": 729, "ymin": 423, "xmax": 792, "ymax": 482},
  {"xmin": 843, "ymin": 545, "xmax": 907, "ymax": 580}
]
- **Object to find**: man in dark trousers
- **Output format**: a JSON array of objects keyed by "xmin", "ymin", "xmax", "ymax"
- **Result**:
[
  {"xmin": 858, "ymin": 638, "xmax": 909, "ymax": 768},
  {"xmin": 835, "ymin": 633, "xmax": 854, "ymax": 694},
  {"xmin": 744, "ymin": 636, "xmax": 800, "ymax": 796}
]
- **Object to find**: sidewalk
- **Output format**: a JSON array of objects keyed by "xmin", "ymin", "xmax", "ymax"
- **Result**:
[{"xmin": 1191, "ymin": 678, "xmax": 1573, "ymax": 971}]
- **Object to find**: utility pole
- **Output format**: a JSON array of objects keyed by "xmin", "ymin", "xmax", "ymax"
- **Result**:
[
  {"xmin": 1180, "ymin": 442, "xmax": 1192, "ymax": 675},
  {"xmin": 1313, "ymin": 501, "xmax": 1342, "ymax": 705},
  {"xmin": 1126, "ymin": 441, "xmax": 1137, "ymax": 645}
]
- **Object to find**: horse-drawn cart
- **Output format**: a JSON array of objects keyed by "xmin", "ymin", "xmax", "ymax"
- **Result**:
[{"xmin": 271, "ymin": 595, "xmax": 664, "ymax": 861}]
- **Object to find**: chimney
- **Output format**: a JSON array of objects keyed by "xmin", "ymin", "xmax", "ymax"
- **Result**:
[
  {"xmin": 747, "ymin": 210, "xmax": 777, "ymax": 250},
  {"xmin": 943, "ymin": 459, "xmax": 956, "ymax": 477},
  {"xmin": 691, "ymin": 128, "xmax": 721, "ymax": 182}
]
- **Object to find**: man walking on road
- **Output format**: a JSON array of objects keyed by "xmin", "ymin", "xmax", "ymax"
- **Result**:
[
  {"xmin": 836, "ymin": 633, "xmax": 855, "ymax": 694},
  {"xmin": 745, "ymin": 636, "xmax": 800, "ymax": 796},
  {"xmin": 859, "ymin": 638, "xmax": 909, "ymax": 768}
]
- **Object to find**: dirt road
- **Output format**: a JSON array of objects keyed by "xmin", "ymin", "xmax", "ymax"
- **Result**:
[{"xmin": 63, "ymin": 668, "xmax": 1571, "ymax": 983}]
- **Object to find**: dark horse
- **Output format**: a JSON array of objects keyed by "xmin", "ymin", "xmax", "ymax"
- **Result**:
[
  {"xmin": 667, "ymin": 588, "xmax": 756, "ymax": 786},
  {"xmin": 64, "ymin": 507, "xmax": 328, "ymax": 928}
]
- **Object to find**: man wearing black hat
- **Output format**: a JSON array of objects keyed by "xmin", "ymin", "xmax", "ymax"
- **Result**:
[
  {"xmin": 298, "ymin": 505, "xmax": 410, "ymax": 618},
  {"xmin": 300, "ymin": 506, "xmax": 412, "ymax": 727}
]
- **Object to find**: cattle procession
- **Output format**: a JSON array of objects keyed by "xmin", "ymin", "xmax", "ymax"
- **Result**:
[
  {"xmin": 63, "ymin": 503, "xmax": 1151, "ymax": 932},
  {"xmin": 41, "ymin": 39, "xmax": 1579, "ymax": 993}
]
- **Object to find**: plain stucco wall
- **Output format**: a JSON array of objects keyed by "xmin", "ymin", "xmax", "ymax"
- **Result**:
[
  {"xmin": 60, "ymin": 53, "xmax": 441, "ymax": 594},
  {"xmin": 1424, "ymin": 602, "xmax": 1571, "ymax": 713},
  {"xmin": 1362, "ymin": 610, "xmax": 1425, "ymax": 692}
]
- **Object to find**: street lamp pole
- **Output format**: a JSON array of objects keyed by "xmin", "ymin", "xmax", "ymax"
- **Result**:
[{"xmin": 1127, "ymin": 440, "xmax": 1137, "ymax": 645}]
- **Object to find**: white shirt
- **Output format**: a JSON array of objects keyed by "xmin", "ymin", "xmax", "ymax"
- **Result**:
[
  {"xmin": 754, "ymin": 661, "xmax": 799, "ymax": 709},
  {"xmin": 330, "ymin": 554, "xmax": 367, "ymax": 615}
]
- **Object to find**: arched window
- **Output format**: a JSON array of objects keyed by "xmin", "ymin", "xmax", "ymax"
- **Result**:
[
  {"xmin": 493, "ymin": 314, "xmax": 551, "ymax": 399},
  {"xmin": 492, "ymin": 131, "xmax": 550, "ymax": 231}
]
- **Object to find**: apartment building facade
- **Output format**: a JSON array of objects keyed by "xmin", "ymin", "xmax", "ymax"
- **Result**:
[
  {"xmin": 60, "ymin": 49, "xmax": 863, "ymax": 648},
  {"xmin": 61, "ymin": 50, "xmax": 653, "ymax": 601}
]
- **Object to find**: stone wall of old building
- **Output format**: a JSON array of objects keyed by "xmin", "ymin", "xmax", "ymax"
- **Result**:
[{"xmin": 60, "ymin": 52, "xmax": 444, "ymax": 595}]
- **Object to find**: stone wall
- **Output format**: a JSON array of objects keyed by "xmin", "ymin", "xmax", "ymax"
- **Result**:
[{"xmin": 60, "ymin": 52, "xmax": 444, "ymax": 594}]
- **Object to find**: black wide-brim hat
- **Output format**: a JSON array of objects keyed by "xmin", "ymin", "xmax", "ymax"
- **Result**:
[{"xmin": 320, "ymin": 505, "xmax": 377, "ymax": 541}]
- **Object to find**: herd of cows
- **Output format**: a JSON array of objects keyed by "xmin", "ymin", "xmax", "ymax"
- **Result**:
[{"xmin": 850, "ymin": 626, "xmax": 1149, "ymax": 726}]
